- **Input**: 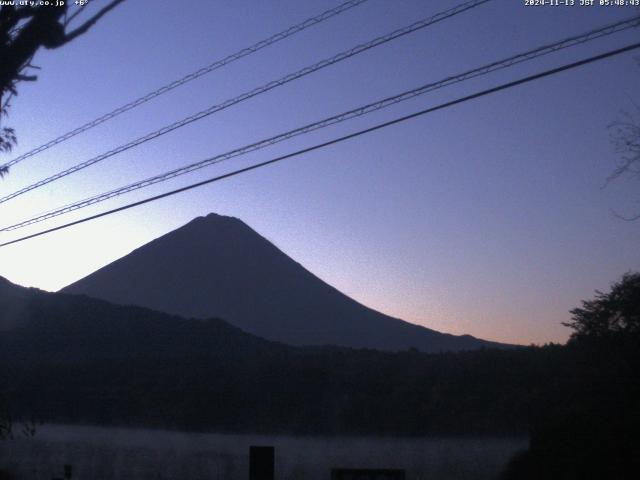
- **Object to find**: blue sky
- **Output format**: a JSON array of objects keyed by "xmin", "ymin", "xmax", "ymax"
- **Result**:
[{"xmin": 0, "ymin": 0, "xmax": 638, "ymax": 344}]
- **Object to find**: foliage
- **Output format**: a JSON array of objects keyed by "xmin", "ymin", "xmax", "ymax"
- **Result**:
[
  {"xmin": 0, "ymin": 1, "xmax": 125, "ymax": 163},
  {"xmin": 563, "ymin": 272, "xmax": 640, "ymax": 342},
  {"xmin": 501, "ymin": 272, "xmax": 640, "ymax": 479}
]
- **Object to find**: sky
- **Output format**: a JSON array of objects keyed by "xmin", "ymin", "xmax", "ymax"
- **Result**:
[{"xmin": 0, "ymin": 0, "xmax": 638, "ymax": 345}]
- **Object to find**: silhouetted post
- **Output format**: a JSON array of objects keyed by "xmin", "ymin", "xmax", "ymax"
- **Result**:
[
  {"xmin": 331, "ymin": 469, "xmax": 405, "ymax": 480},
  {"xmin": 249, "ymin": 446, "xmax": 274, "ymax": 480}
]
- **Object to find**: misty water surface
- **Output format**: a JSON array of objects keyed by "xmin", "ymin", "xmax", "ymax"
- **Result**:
[{"xmin": 0, "ymin": 424, "xmax": 527, "ymax": 480}]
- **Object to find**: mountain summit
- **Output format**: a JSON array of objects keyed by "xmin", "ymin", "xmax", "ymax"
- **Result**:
[{"xmin": 63, "ymin": 213, "xmax": 508, "ymax": 352}]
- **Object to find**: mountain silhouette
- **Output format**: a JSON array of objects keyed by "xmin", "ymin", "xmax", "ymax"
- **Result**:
[{"xmin": 63, "ymin": 213, "xmax": 509, "ymax": 352}]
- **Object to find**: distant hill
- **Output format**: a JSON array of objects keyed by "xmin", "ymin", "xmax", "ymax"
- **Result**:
[
  {"xmin": 0, "ymin": 275, "xmax": 281, "ymax": 363},
  {"xmin": 63, "ymin": 213, "xmax": 509, "ymax": 352},
  {"xmin": 0, "ymin": 276, "xmax": 541, "ymax": 435},
  {"xmin": 0, "ymin": 276, "xmax": 34, "ymax": 332}
]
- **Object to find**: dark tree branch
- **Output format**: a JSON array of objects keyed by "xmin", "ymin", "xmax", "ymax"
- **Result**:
[
  {"xmin": 610, "ymin": 208, "xmax": 640, "ymax": 222},
  {"xmin": 605, "ymin": 97, "xmax": 640, "ymax": 213},
  {"xmin": 0, "ymin": 1, "xmax": 126, "ymax": 160},
  {"xmin": 64, "ymin": 5, "xmax": 88, "ymax": 28},
  {"xmin": 62, "ymin": 0, "xmax": 125, "ymax": 45},
  {"xmin": 15, "ymin": 74, "xmax": 37, "ymax": 82}
]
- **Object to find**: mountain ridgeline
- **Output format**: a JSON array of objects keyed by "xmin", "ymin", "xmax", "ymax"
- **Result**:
[{"xmin": 62, "ymin": 213, "xmax": 508, "ymax": 352}]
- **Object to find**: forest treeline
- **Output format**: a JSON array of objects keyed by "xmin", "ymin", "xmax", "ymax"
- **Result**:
[{"xmin": 0, "ymin": 277, "xmax": 637, "ymax": 440}]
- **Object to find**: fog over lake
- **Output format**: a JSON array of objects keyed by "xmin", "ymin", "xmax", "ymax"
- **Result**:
[{"xmin": 0, "ymin": 424, "xmax": 527, "ymax": 480}]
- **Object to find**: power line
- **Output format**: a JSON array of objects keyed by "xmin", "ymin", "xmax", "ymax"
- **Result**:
[
  {"xmin": 0, "ymin": 0, "xmax": 371, "ymax": 171},
  {"xmin": 2, "ymin": 41, "xmax": 638, "ymax": 249},
  {"xmin": 3, "ymin": 14, "xmax": 638, "ymax": 233},
  {"xmin": 0, "ymin": 0, "xmax": 492, "ymax": 205}
]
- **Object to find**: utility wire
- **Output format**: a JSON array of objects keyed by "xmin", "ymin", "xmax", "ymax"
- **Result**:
[
  {"xmin": 3, "ymin": 14, "xmax": 638, "ymax": 233},
  {"xmin": 0, "ymin": 0, "xmax": 371, "ymax": 171},
  {"xmin": 2, "ymin": 41, "xmax": 639, "ymax": 249},
  {"xmin": 0, "ymin": 0, "xmax": 491, "ymax": 205}
]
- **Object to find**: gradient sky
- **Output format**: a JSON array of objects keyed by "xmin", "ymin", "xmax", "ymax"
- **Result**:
[{"xmin": 0, "ymin": 0, "xmax": 638, "ymax": 345}]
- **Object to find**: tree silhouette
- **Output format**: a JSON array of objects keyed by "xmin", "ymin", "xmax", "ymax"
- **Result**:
[
  {"xmin": 563, "ymin": 271, "xmax": 640, "ymax": 342},
  {"xmin": 501, "ymin": 272, "xmax": 640, "ymax": 479},
  {"xmin": 0, "ymin": 1, "xmax": 125, "ymax": 171}
]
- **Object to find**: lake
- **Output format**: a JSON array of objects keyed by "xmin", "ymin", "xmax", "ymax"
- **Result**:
[{"xmin": 0, "ymin": 424, "xmax": 527, "ymax": 480}]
